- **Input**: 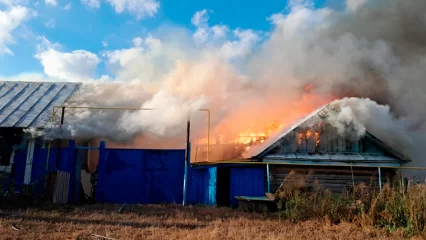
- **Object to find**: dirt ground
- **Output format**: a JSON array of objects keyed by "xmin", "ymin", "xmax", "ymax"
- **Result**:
[{"xmin": 0, "ymin": 204, "xmax": 418, "ymax": 240}]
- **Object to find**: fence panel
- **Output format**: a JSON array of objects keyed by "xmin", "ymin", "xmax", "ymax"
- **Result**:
[{"xmin": 97, "ymin": 148, "xmax": 185, "ymax": 204}]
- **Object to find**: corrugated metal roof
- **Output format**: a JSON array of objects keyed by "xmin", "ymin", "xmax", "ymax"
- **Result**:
[{"xmin": 0, "ymin": 81, "xmax": 81, "ymax": 128}]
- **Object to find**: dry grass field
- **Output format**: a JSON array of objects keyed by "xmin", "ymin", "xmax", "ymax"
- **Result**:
[{"xmin": 0, "ymin": 204, "xmax": 420, "ymax": 240}]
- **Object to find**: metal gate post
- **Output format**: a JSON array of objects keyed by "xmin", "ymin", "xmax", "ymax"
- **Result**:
[
  {"xmin": 96, "ymin": 140, "xmax": 106, "ymax": 203},
  {"xmin": 266, "ymin": 164, "xmax": 271, "ymax": 193},
  {"xmin": 183, "ymin": 119, "xmax": 191, "ymax": 206}
]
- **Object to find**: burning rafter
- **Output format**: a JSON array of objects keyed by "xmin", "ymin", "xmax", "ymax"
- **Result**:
[
  {"xmin": 295, "ymin": 121, "xmax": 325, "ymax": 153},
  {"xmin": 193, "ymin": 121, "xmax": 285, "ymax": 162}
]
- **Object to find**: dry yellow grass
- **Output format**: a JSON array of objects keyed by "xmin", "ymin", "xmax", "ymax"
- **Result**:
[{"xmin": 0, "ymin": 204, "xmax": 419, "ymax": 240}]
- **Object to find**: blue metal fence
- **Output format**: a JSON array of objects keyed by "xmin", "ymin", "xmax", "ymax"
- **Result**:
[
  {"xmin": 97, "ymin": 147, "xmax": 186, "ymax": 204},
  {"xmin": 6, "ymin": 138, "xmax": 266, "ymax": 207},
  {"xmin": 10, "ymin": 140, "xmax": 76, "ymax": 201},
  {"xmin": 30, "ymin": 147, "xmax": 72, "ymax": 193}
]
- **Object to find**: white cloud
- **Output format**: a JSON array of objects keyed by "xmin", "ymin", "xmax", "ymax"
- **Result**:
[
  {"xmin": 191, "ymin": 9, "xmax": 229, "ymax": 44},
  {"xmin": 211, "ymin": 25, "xmax": 229, "ymax": 39},
  {"xmin": 64, "ymin": 2, "xmax": 72, "ymax": 10},
  {"xmin": 34, "ymin": 37, "xmax": 101, "ymax": 82},
  {"xmin": 132, "ymin": 37, "xmax": 143, "ymax": 48},
  {"xmin": 81, "ymin": 0, "xmax": 100, "ymax": 8},
  {"xmin": 44, "ymin": 18, "xmax": 55, "ymax": 28},
  {"xmin": 102, "ymin": 35, "xmax": 182, "ymax": 82},
  {"xmin": 220, "ymin": 29, "xmax": 261, "ymax": 60},
  {"xmin": 193, "ymin": 28, "xmax": 209, "ymax": 44},
  {"xmin": 0, "ymin": 0, "xmax": 11, "ymax": 6},
  {"xmin": 105, "ymin": 0, "xmax": 159, "ymax": 19},
  {"xmin": 0, "ymin": 0, "xmax": 25, "ymax": 6},
  {"xmin": 0, "ymin": 0, "xmax": 34, "ymax": 6},
  {"xmin": 0, "ymin": 6, "xmax": 29, "ymax": 55},
  {"xmin": 0, "ymin": 72, "xmax": 57, "ymax": 82},
  {"xmin": 288, "ymin": 0, "xmax": 314, "ymax": 8},
  {"xmin": 102, "ymin": 41, "xmax": 108, "ymax": 47},
  {"xmin": 346, "ymin": 0, "xmax": 368, "ymax": 12},
  {"xmin": 143, "ymin": 35, "xmax": 162, "ymax": 54},
  {"xmin": 191, "ymin": 9, "xmax": 208, "ymax": 27},
  {"xmin": 268, "ymin": 5, "xmax": 332, "ymax": 34},
  {"xmin": 189, "ymin": 9, "xmax": 258, "ymax": 59},
  {"xmin": 45, "ymin": 0, "xmax": 57, "ymax": 6},
  {"xmin": 192, "ymin": 26, "xmax": 229, "ymax": 45}
]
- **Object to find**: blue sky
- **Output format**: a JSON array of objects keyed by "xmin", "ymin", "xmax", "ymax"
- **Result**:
[{"xmin": 0, "ymin": 0, "xmax": 344, "ymax": 81}]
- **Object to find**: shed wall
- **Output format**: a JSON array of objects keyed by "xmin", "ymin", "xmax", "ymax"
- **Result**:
[{"xmin": 270, "ymin": 165, "xmax": 394, "ymax": 194}]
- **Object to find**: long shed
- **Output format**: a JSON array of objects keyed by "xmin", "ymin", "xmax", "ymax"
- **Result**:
[
  {"xmin": 0, "ymin": 81, "xmax": 188, "ymax": 205},
  {"xmin": 0, "ymin": 81, "xmax": 81, "ymax": 187}
]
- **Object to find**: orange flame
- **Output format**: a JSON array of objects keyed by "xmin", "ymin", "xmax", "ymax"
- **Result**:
[
  {"xmin": 298, "ymin": 133, "xmax": 303, "ymax": 145},
  {"xmin": 314, "ymin": 132, "xmax": 320, "ymax": 146},
  {"xmin": 306, "ymin": 130, "xmax": 312, "ymax": 138},
  {"xmin": 231, "ymin": 122, "xmax": 284, "ymax": 144},
  {"xmin": 297, "ymin": 129, "xmax": 321, "ymax": 147},
  {"xmin": 192, "ymin": 88, "xmax": 334, "ymax": 162}
]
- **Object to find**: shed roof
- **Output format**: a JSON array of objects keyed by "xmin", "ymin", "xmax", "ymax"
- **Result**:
[{"xmin": 0, "ymin": 81, "xmax": 81, "ymax": 128}]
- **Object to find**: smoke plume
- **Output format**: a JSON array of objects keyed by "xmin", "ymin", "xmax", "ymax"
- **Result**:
[{"xmin": 40, "ymin": 0, "xmax": 426, "ymax": 171}]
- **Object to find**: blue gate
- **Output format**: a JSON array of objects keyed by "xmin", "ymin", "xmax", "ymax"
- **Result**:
[
  {"xmin": 187, "ymin": 166, "xmax": 216, "ymax": 205},
  {"xmin": 97, "ymin": 148, "xmax": 186, "ymax": 204},
  {"xmin": 230, "ymin": 167, "xmax": 265, "ymax": 207}
]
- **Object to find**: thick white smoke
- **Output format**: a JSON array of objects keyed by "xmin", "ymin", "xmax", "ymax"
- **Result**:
[
  {"xmin": 326, "ymin": 98, "xmax": 414, "ymax": 155},
  {"xmin": 38, "ymin": 0, "xmax": 426, "ymax": 171}
]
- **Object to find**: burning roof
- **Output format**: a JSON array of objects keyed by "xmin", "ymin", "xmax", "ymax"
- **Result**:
[
  {"xmin": 242, "ymin": 104, "xmax": 329, "ymax": 159},
  {"xmin": 193, "ymin": 101, "xmax": 411, "ymax": 165},
  {"xmin": 252, "ymin": 104, "xmax": 409, "ymax": 164}
]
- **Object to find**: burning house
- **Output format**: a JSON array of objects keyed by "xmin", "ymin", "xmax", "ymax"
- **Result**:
[{"xmin": 190, "ymin": 103, "xmax": 411, "ymax": 207}]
